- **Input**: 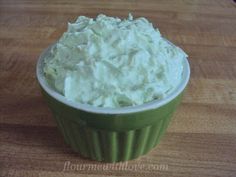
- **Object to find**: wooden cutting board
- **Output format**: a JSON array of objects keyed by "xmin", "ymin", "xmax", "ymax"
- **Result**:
[{"xmin": 1, "ymin": 0, "xmax": 236, "ymax": 176}]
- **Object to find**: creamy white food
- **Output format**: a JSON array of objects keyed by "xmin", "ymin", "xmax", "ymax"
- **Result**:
[{"xmin": 44, "ymin": 14, "xmax": 187, "ymax": 108}]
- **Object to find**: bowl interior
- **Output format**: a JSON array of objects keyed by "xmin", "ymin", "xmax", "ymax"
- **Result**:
[{"xmin": 36, "ymin": 41, "xmax": 190, "ymax": 114}]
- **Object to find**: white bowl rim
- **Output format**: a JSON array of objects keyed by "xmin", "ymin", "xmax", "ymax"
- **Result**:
[{"xmin": 36, "ymin": 40, "xmax": 190, "ymax": 115}]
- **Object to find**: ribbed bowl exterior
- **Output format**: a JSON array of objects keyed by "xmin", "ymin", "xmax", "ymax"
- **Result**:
[
  {"xmin": 41, "ymin": 89, "xmax": 183, "ymax": 162},
  {"xmin": 53, "ymin": 111, "xmax": 173, "ymax": 162}
]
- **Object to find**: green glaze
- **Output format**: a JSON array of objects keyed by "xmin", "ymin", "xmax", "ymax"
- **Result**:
[{"xmin": 40, "ymin": 87, "xmax": 184, "ymax": 162}]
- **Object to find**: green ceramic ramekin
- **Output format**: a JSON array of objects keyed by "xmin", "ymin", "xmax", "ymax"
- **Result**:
[{"xmin": 36, "ymin": 41, "xmax": 190, "ymax": 162}]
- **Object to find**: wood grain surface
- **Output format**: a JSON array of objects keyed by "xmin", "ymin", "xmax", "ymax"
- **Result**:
[{"xmin": 1, "ymin": 0, "xmax": 236, "ymax": 177}]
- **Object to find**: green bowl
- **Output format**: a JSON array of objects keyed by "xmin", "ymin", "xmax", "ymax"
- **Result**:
[{"xmin": 36, "ymin": 42, "xmax": 190, "ymax": 162}]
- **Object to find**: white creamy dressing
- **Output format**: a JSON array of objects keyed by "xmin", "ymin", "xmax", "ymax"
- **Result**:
[{"xmin": 44, "ymin": 14, "xmax": 187, "ymax": 108}]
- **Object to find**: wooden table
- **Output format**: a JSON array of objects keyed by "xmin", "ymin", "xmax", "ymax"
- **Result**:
[{"xmin": 1, "ymin": 0, "xmax": 236, "ymax": 176}]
